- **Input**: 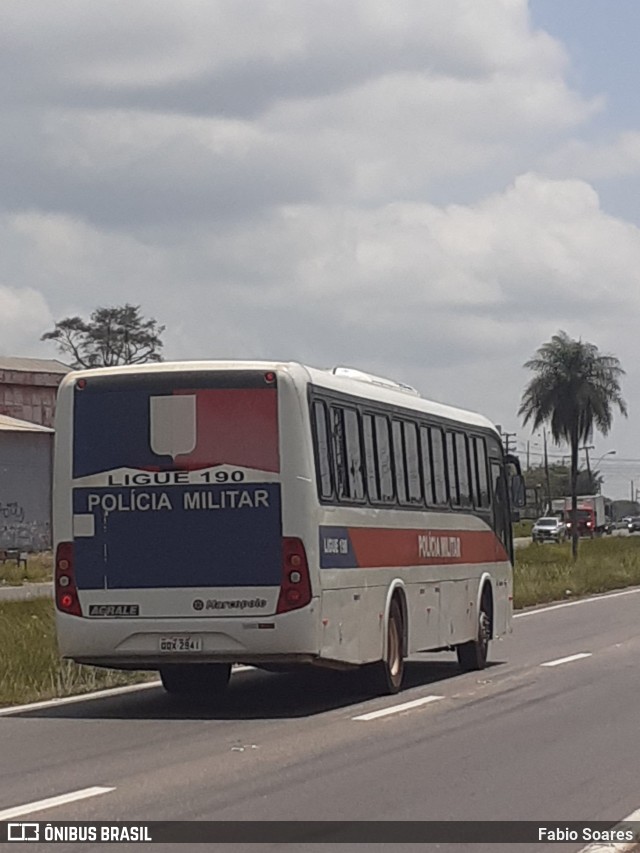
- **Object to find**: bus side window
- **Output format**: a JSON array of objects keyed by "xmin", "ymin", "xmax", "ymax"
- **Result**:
[
  {"xmin": 446, "ymin": 431, "xmax": 460, "ymax": 506},
  {"xmin": 420, "ymin": 426, "xmax": 435, "ymax": 505},
  {"xmin": 362, "ymin": 414, "xmax": 380, "ymax": 502},
  {"xmin": 344, "ymin": 408, "xmax": 365, "ymax": 501},
  {"xmin": 430, "ymin": 427, "xmax": 448, "ymax": 505},
  {"xmin": 330, "ymin": 406, "xmax": 349, "ymax": 501},
  {"xmin": 455, "ymin": 432, "xmax": 472, "ymax": 507},
  {"xmin": 474, "ymin": 437, "xmax": 490, "ymax": 508},
  {"xmin": 374, "ymin": 415, "xmax": 394, "ymax": 503},
  {"xmin": 403, "ymin": 421, "xmax": 422, "ymax": 505},
  {"xmin": 392, "ymin": 420, "xmax": 407, "ymax": 504},
  {"xmin": 312, "ymin": 400, "xmax": 333, "ymax": 500}
]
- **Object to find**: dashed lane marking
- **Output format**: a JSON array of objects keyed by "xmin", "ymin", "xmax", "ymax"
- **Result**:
[
  {"xmin": 353, "ymin": 695, "xmax": 444, "ymax": 721},
  {"xmin": 540, "ymin": 652, "xmax": 592, "ymax": 667},
  {"xmin": 0, "ymin": 786, "xmax": 115, "ymax": 820}
]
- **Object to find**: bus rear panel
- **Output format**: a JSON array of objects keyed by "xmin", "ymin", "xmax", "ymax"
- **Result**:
[{"xmin": 54, "ymin": 366, "xmax": 319, "ymax": 668}]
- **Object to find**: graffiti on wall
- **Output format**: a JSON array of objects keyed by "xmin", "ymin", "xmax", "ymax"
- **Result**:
[
  {"xmin": 0, "ymin": 501, "xmax": 25, "ymax": 523},
  {"xmin": 0, "ymin": 501, "xmax": 51, "ymax": 551}
]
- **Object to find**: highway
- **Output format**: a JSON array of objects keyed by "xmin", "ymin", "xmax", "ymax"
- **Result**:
[{"xmin": 2, "ymin": 588, "xmax": 640, "ymax": 851}]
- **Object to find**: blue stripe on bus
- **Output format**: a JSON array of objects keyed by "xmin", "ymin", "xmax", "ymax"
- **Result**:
[{"xmin": 72, "ymin": 484, "xmax": 282, "ymax": 589}]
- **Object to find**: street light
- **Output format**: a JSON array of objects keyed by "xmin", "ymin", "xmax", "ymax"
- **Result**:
[{"xmin": 594, "ymin": 449, "xmax": 616, "ymax": 466}]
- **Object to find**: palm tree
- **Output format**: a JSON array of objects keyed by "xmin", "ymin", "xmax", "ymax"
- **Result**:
[{"xmin": 519, "ymin": 331, "xmax": 627, "ymax": 559}]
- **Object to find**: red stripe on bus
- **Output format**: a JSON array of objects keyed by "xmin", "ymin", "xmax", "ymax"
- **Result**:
[{"xmin": 348, "ymin": 527, "xmax": 509, "ymax": 568}]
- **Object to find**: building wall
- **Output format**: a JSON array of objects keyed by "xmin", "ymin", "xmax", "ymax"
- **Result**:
[
  {"xmin": 0, "ymin": 432, "xmax": 53, "ymax": 551},
  {"xmin": 0, "ymin": 369, "xmax": 67, "ymax": 428}
]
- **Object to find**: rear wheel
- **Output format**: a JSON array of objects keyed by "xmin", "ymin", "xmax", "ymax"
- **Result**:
[
  {"xmin": 159, "ymin": 663, "xmax": 231, "ymax": 697},
  {"xmin": 456, "ymin": 592, "xmax": 491, "ymax": 672},
  {"xmin": 368, "ymin": 598, "xmax": 404, "ymax": 695}
]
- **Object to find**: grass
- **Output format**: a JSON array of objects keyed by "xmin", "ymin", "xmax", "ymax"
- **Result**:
[
  {"xmin": 512, "ymin": 519, "xmax": 534, "ymax": 538},
  {"xmin": 0, "ymin": 551, "xmax": 53, "ymax": 586},
  {"xmin": 514, "ymin": 534, "xmax": 640, "ymax": 609},
  {"xmin": 0, "ymin": 598, "xmax": 155, "ymax": 708}
]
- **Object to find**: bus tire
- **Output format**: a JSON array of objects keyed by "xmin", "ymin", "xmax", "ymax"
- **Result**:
[
  {"xmin": 456, "ymin": 591, "xmax": 491, "ymax": 672},
  {"xmin": 369, "ymin": 598, "xmax": 405, "ymax": 695},
  {"xmin": 159, "ymin": 663, "xmax": 231, "ymax": 697}
]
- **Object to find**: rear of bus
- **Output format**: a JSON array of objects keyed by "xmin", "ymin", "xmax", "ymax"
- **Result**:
[{"xmin": 53, "ymin": 363, "xmax": 319, "ymax": 672}]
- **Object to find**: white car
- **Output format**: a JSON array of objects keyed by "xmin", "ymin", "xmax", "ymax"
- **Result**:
[{"xmin": 531, "ymin": 517, "xmax": 567, "ymax": 543}]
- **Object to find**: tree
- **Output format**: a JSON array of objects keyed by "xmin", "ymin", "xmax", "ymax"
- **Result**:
[
  {"xmin": 518, "ymin": 331, "xmax": 626, "ymax": 559},
  {"xmin": 523, "ymin": 464, "xmax": 603, "ymax": 505},
  {"xmin": 42, "ymin": 304, "xmax": 165, "ymax": 369}
]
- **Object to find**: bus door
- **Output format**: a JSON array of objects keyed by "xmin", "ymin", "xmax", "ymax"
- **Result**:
[{"xmin": 490, "ymin": 458, "xmax": 512, "ymax": 562}]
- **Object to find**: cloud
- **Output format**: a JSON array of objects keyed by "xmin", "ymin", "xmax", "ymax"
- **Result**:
[
  {"xmin": 9, "ymin": 173, "xmax": 638, "ymax": 373},
  {"xmin": 0, "ymin": 0, "xmax": 598, "ymax": 231},
  {"xmin": 542, "ymin": 131, "xmax": 640, "ymax": 181},
  {"xmin": 0, "ymin": 284, "xmax": 53, "ymax": 356},
  {"xmin": 0, "ymin": 1, "xmax": 636, "ymax": 494}
]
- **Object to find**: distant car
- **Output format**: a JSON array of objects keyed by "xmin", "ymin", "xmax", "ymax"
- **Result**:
[
  {"xmin": 602, "ymin": 519, "xmax": 615, "ymax": 535},
  {"xmin": 532, "ymin": 517, "xmax": 567, "ymax": 543},
  {"xmin": 627, "ymin": 517, "xmax": 640, "ymax": 534}
]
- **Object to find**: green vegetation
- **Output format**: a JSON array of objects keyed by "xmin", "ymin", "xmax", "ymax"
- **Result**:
[
  {"xmin": 42, "ymin": 303, "xmax": 164, "ymax": 368},
  {"xmin": 0, "ymin": 552, "xmax": 53, "ymax": 587},
  {"xmin": 514, "ymin": 535, "xmax": 640, "ymax": 609},
  {"xmin": 519, "ymin": 330, "xmax": 627, "ymax": 560},
  {"xmin": 0, "ymin": 599, "xmax": 154, "ymax": 707},
  {"xmin": 512, "ymin": 519, "xmax": 533, "ymax": 538}
]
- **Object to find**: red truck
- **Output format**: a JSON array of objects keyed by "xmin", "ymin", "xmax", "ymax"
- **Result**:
[{"xmin": 563, "ymin": 495, "xmax": 606, "ymax": 537}]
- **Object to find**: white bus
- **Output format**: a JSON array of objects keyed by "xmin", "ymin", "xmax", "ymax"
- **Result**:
[{"xmin": 53, "ymin": 361, "xmax": 524, "ymax": 696}]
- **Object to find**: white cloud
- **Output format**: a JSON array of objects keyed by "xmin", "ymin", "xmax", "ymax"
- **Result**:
[
  {"xmin": 0, "ymin": 1, "xmax": 636, "ymax": 495},
  {"xmin": 0, "ymin": 285, "xmax": 53, "ymax": 356},
  {"xmin": 542, "ymin": 131, "xmax": 640, "ymax": 181}
]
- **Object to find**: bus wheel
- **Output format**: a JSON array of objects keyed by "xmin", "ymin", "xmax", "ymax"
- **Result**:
[
  {"xmin": 369, "ymin": 598, "xmax": 405, "ymax": 695},
  {"xmin": 456, "ymin": 593, "xmax": 491, "ymax": 672},
  {"xmin": 159, "ymin": 663, "xmax": 231, "ymax": 697}
]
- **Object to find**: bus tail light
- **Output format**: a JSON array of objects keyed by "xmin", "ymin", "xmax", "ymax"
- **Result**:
[
  {"xmin": 277, "ymin": 538, "xmax": 312, "ymax": 614},
  {"xmin": 55, "ymin": 542, "xmax": 82, "ymax": 617}
]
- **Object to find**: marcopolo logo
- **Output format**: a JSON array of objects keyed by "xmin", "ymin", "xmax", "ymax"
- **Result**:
[
  {"xmin": 8, "ymin": 823, "xmax": 39, "ymax": 842},
  {"xmin": 203, "ymin": 598, "xmax": 268, "ymax": 611},
  {"xmin": 192, "ymin": 597, "xmax": 269, "ymax": 611}
]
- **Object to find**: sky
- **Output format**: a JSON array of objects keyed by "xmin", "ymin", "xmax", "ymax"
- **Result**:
[{"xmin": 1, "ymin": 0, "xmax": 639, "ymax": 500}]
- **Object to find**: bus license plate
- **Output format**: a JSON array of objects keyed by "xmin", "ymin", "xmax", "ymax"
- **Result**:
[{"xmin": 159, "ymin": 636, "xmax": 203, "ymax": 652}]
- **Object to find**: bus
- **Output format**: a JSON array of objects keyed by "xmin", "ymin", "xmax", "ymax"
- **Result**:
[{"xmin": 53, "ymin": 361, "xmax": 524, "ymax": 697}]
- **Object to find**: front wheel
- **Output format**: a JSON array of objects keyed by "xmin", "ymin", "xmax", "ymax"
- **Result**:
[
  {"xmin": 456, "ymin": 596, "xmax": 491, "ymax": 672},
  {"xmin": 159, "ymin": 663, "xmax": 231, "ymax": 698},
  {"xmin": 367, "ymin": 598, "xmax": 405, "ymax": 695}
]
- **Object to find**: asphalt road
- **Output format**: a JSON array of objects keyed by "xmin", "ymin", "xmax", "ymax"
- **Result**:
[{"xmin": 2, "ymin": 588, "xmax": 640, "ymax": 852}]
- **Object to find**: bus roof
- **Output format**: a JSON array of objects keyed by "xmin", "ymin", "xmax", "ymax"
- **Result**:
[{"xmin": 60, "ymin": 359, "xmax": 500, "ymax": 436}]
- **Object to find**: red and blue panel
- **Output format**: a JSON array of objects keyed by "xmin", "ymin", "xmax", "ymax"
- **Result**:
[
  {"xmin": 319, "ymin": 525, "xmax": 508, "ymax": 569},
  {"xmin": 73, "ymin": 372, "xmax": 279, "ymax": 478}
]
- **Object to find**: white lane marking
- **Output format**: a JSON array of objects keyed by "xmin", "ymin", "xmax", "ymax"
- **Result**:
[
  {"xmin": 541, "ymin": 652, "xmax": 592, "ymax": 667},
  {"xmin": 578, "ymin": 806, "xmax": 640, "ymax": 852},
  {"xmin": 353, "ymin": 695, "xmax": 444, "ymax": 721},
  {"xmin": 0, "ymin": 786, "xmax": 115, "ymax": 820},
  {"xmin": 514, "ymin": 588, "xmax": 640, "ymax": 619},
  {"xmin": 0, "ymin": 665, "xmax": 255, "ymax": 716}
]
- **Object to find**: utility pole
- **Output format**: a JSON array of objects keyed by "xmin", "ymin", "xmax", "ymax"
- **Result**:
[
  {"xmin": 543, "ymin": 427, "xmax": 552, "ymax": 513},
  {"xmin": 581, "ymin": 445, "xmax": 594, "ymax": 489},
  {"xmin": 502, "ymin": 431, "xmax": 517, "ymax": 455}
]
